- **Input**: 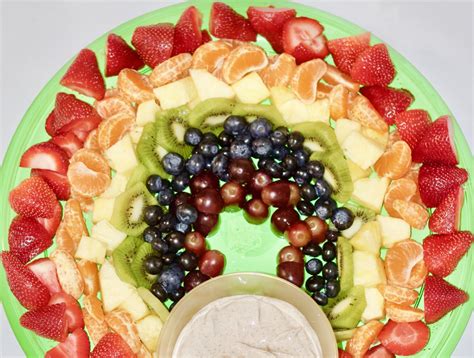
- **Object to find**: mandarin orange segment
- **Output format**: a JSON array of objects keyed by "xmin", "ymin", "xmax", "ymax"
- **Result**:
[
  {"xmin": 71, "ymin": 148, "xmax": 110, "ymax": 175},
  {"xmin": 374, "ymin": 140, "xmax": 412, "ymax": 179},
  {"xmin": 377, "ymin": 284, "xmax": 418, "ymax": 305},
  {"xmin": 50, "ymin": 249, "xmax": 84, "ymax": 299},
  {"xmin": 117, "ymin": 68, "xmax": 154, "ymax": 104},
  {"xmin": 97, "ymin": 113, "xmax": 134, "ymax": 151},
  {"xmin": 385, "ymin": 302, "xmax": 425, "ymax": 323},
  {"xmin": 191, "ymin": 40, "xmax": 233, "ymax": 73},
  {"xmin": 77, "ymin": 260, "xmax": 100, "ymax": 296},
  {"xmin": 63, "ymin": 198, "xmax": 88, "ymax": 244},
  {"xmin": 68, "ymin": 161, "xmax": 111, "ymax": 197},
  {"xmin": 383, "ymin": 178, "xmax": 417, "ymax": 217},
  {"xmin": 70, "ymin": 188, "xmax": 95, "ymax": 212},
  {"xmin": 317, "ymin": 81, "xmax": 333, "ymax": 98},
  {"xmin": 104, "ymin": 87, "xmax": 123, "ymax": 99},
  {"xmin": 83, "ymin": 295, "xmax": 106, "ymax": 322},
  {"xmin": 403, "ymin": 164, "xmax": 425, "ymax": 207},
  {"xmin": 328, "ymin": 84, "xmax": 349, "ymax": 120},
  {"xmin": 346, "ymin": 320, "xmax": 384, "ymax": 358},
  {"xmin": 387, "ymin": 130, "xmax": 401, "ymax": 148},
  {"xmin": 84, "ymin": 129, "xmax": 100, "ymax": 151},
  {"xmin": 221, "ymin": 44, "xmax": 268, "ymax": 84},
  {"xmin": 258, "ymin": 53, "xmax": 296, "ymax": 88},
  {"xmin": 95, "ymin": 96, "xmax": 135, "ymax": 120},
  {"xmin": 149, "ymin": 53, "xmax": 193, "ymax": 87},
  {"xmin": 385, "ymin": 240, "xmax": 425, "ymax": 289},
  {"xmin": 392, "ymin": 199, "xmax": 429, "ymax": 230},
  {"xmin": 348, "ymin": 95, "xmax": 388, "ymax": 133},
  {"xmin": 407, "ymin": 259, "xmax": 428, "ymax": 289},
  {"xmin": 290, "ymin": 59, "xmax": 327, "ymax": 104},
  {"xmin": 55, "ymin": 221, "xmax": 77, "ymax": 254},
  {"xmin": 83, "ymin": 309, "xmax": 109, "ymax": 345},
  {"xmin": 105, "ymin": 309, "xmax": 141, "ymax": 354},
  {"xmin": 323, "ymin": 64, "xmax": 360, "ymax": 92}
]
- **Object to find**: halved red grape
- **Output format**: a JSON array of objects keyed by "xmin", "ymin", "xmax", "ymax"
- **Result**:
[
  {"xmin": 194, "ymin": 213, "xmax": 219, "ymax": 236},
  {"xmin": 285, "ymin": 221, "xmax": 312, "ymax": 247},
  {"xmin": 305, "ymin": 216, "xmax": 328, "ymax": 243},
  {"xmin": 220, "ymin": 181, "xmax": 246, "ymax": 206},
  {"xmin": 193, "ymin": 188, "xmax": 224, "ymax": 214},
  {"xmin": 190, "ymin": 170, "xmax": 219, "ymax": 194},
  {"xmin": 277, "ymin": 261, "xmax": 304, "ymax": 287},
  {"xmin": 278, "ymin": 245, "xmax": 304, "ymax": 264},
  {"xmin": 184, "ymin": 231, "xmax": 207, "ymax": 257},
  {"xmin": 271, "ymin": 207, "xmax": 300, "ymax": 233},
  {"xmin": 229, "ymin": 158, "xmax": 255, "ymax": 184},
  {"xmin": 261, "ymin": 181, "xmax": 290, "ymax": 207},
  {"xmin": 199, "ymin": 250, "xmax": 225, "ymax": 277}
]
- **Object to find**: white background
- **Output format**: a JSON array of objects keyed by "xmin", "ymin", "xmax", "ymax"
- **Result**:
[{"xmin": 1, "ymin": 0, "xmax": 472, "ymax": 357}]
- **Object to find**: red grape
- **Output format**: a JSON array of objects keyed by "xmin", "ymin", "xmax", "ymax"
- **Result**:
[
  {"xmin": 194, "ymin": 213, "xmax": 219, "ymax": 236},
  {"xmin": 229, "ymin": 159, "xmax": 255, "ymax": 184},
  {"xmin": 249, "ymin": 171, "xmax": 272, "ymax": 196},
  {"xmin": 220, "ymin": 181, "xmax": 246, "ymax": 206},
  {"xmin": 285, "ymin": 221, "xmax": 312, "ymax": 247},
  {"xmin": 243, "ymin": 198, "xmax": 269, "ymax": 222},
  {"xmin": 278, "ymin": 245, "xmax": 304, "ymax": 264},
  {"xmin": 277, "ymin": 261, "xmax": 304, "ymax": 287},
  {"xmin": 305, "ymin": 216, "xmax": 328, "ymax": 243},
  {"xmin": 271, "ymin": 207, "xmax": 300, "ymax": 233},
  {"xmin": 184, "ymin": 270, "xmax": 210, "ymax": 292},
  {"xmin": 190, "ymin": 170, "xmax": 219, "ymax": 194},
  {"xmin": 184, "ymin": 231, "xmax": 207, "ymax": 257},
  {"xmin": 199, "ymin": 250, "xmax": 225, "ymax": 277},
  {"xmin": 261, "ymin": 181, "xmax": 290, "ymax": 207},
  {"xmin": 170, "ymin": 192, "xmax": 192, "ymax": 213},
  {"xmin": 288, "ymin": 183, "xmax": 301, "ymax": 207},
  {"xmin": 193, "ymin": 188, "xmax": 224, "ymax": 214}
]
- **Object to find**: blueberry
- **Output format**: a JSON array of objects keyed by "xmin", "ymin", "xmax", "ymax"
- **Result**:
[
  {"xmin": 230, "ymin": 140, "xmax": 252, "ymax": 159},
  {"xmin": 176, "ymin": 204, "xmax": 198, "ymax": 225},
  {"xmin": 178, "ymin": 251, "xmax": 198, "ymax": 271},
  {"xmin": 270, "ymin": 127, "xmax": 289, "ymax": 146},
  {"xmin": 218, "ymin": 131, "xmax": 233, "ymax": 147},
  {"xmin": 258, "ymin": 158, "xmax": 270, "ymax": 170},
  {"xmin": 325, "ymin": 279, "xmax": 340, "ymax": 298},
  {"xmin": 287, "ymin": 131, "xmax": 305, "ymax": 150},
  {"xmin": 305, "ymin": 258, "xmax": 323, "ymax": 275},
  {"xmin": 294, "ymin": 168, "xmax": 311, "ymax": 185},
  {"xmin": 151, "ymin": 282, "xmax": 168, "ymax": 302},
  {"xmin": 251, "ymin": 138, "xmax": 273, "ymax": 158},
  {"xmin": 282, "ymin": 155, "xmax": 298, "ymax": 172},
  {"xmin": 314, "ymin": 199, "xmax": 333, "ymax": 220},
  {"xmin": 322, "ymin": 242, "xmax": 337, "ymax": 262},
  {"xmin": 305, "ymin": 275, "xmax": 325, "ymax": 292},
  {"xmin": 197, "ymin": 140, "xmax": 219, "ymax": 158},
  {"xmin": 220, "ymin": 146, "xmax": 230, "ymax": 158},
  {"xmin": 224, "ymin": 115, "xmax": 247, "ymax": 136},
  {"xmin": 296, "ymin": 200, "xmax": 314, "ymax": 216},
  {"xmin": 293, "ymin": 148, "xmax": 310, "ymax": 167},
  {"xmin": 172, "ymin": 173, "xmax": 190, "ymax": 192},
  {"xmin": 271, "ymin": 145, "xmax": 289, "ymax": 161},
  {"xmin": 314, "ymin": 179, "xmax": 332, "ymax": 198},
  {"xmin": 186, "ymin": 153, "xmax": 206, "ymax": 175},
  {"xmin": 281, "ymin": 170, "xmax": 292, "ymax": 179},
  {"xmin": 321, "ymin": 198, "xmax": 337, "ymax": 212},
  {"xmin": 169, "ymin": 286, "xmax": 185, "ymax": 302},
  {"xmin": 263, "ymin": 160, "xmax": 283, "ymax": 178},
  {"xmin": 211, "ymin": 153, "xmax": 229, "ymax": 177},
  {"xmin": 202, "ymin": 132, "xmax": 218, "ymax": 143},
  {"xmin": 158, "ymin": 264, "xmax": 185, "ymax": 294},
  {"xmin": 322, "ymin": 262, "xmax": 338, "ymax": 280},
  {"xmin": 302, "ymin": 242, "xmax": 322, "ymax": 257},
  {"xmin": 152, "ymin": 238, "xmax": 169, "ymax": 254},
  {"xmin": 300, "ymin": 184, "xmax": 317, "ymax": 202},
  {"xmin": 184, "ymin": 128, "xmax": 203, "ymax": 146},
  {"xmin": 331, "ymin": 207, "xmax": 355, "ymax": 230},
  {"xmin": 162, "ymin": 152, "xmax": 185, "ymax": 176},
  {"xmin": 165, "ymin": 231, "xmax": 185, "ymax": 252},
  {"xmin": 307, "ymin": 160, "xmax": 325, "ymax": 179},
  {"xmin": 162, "ymin": 252, "xmax": 176, "ymax": 265},
  {"xmin": 249, "ymin": 118, "xmax": 272, "ymax": 138},
  {"xmin": 146, "ymin": 175, "xmax": 163, "ymax": 194},
  {"xmin": 158, "ymin": 187, "xmax": 174, "ymax": 206},
  {"xmin": 236, "ymin": 131, "xmax": 253, "ymax": 145},
  {"xmin": 143, "ymin": 226, "xmax": 161, "ymax": 244},
  {"xmin": 144, "ymin": 255, "xmax": 163, "ymax": 275},
  {"xmin": 144, "ymin": 205, "xmax": 164, "ymax": 226},
  {"xmin": 312, "ymin": 290, "xmax": 328, "ymax": 306},
  {"xmin": 175, "ymin": 222, "xmax": 191, "ymax": 234},
  {"xmin": 326, "ymin": 230, "xmax": 339, "ymax": 242},
  {"xmin": 159, "ymin": 213, "xmax": 177, "ymax": 233}
]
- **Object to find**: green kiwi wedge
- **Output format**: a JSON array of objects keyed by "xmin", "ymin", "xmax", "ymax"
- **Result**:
[
  {"xmin": 110, "ymin": 182, "xmax": 157, "ymax": 236},
  {"xmin": 334, "ymin": 329, "xmax": 355, "ymax": 342},
  {"xmin": 187, "ymin": 98, "xmax": 236, "ymax": 134},
  {"xmin": 126, "ymin": 163, "xmax": 150, "ymax": 189},
  {"xmin": 232, "ymin": 103, "xmax": 286, "ymax": 127},
  {"xmin": 136, "ymin": 122, "xmax": 170, "ymax": 179},
  {"xmin": 131, "ymin": 242, "xmax": 157, "ymax": 289},
  {"xmin": 292, "ymin": 122, "xmax": 341, "ymax": 155},
  {"xmin": 337, "ymin": 236, "xmax": 354, "ymax": 293},
  {"xmin": 155, "ymin": 105, "xmax": 192, "ymax": 158},
  {"xmin": 341, "ymin": 203, "xmax": 376, "ymax": 238},
  {"xmin": 112, "ymin": 236, "xmax": 142, "ymax": 286},
  {"xmin": 326, "ymin": 285, "xmax": 366, "ymax": 329}
]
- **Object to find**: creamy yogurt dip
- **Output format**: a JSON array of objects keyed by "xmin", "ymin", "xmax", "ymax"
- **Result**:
[{"xmin": 172, "ymin": 294, "xmax": 323, "ymax": 358}]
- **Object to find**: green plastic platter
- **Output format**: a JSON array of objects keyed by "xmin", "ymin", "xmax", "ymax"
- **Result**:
[{"xmin": 1, "ymin": 0, "xmax": 472, "ymax": 356}]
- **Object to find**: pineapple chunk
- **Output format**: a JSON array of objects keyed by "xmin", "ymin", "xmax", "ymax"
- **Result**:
[
  {"xmin": 277, "ymin": 98, "xmax": 309, "ymax": 125},
  {"xmin": 306, "ymin": 98, "xmax": 330, "ymax": 124},
  {"xmin": 136, "ymin": 315, "xmax": 163, "ymax": 352},
  {"xmin": 101, "ymin": 173, "xmax": 128, "ymax": 199},
  {"xmin": 361, "ymin": 126, "xmax": 388, "ymax": 149},
  {"xmin": 353, "ymin": 250, "xmax": 386, "ymax": 287},
  {"xmin": 189, "ymin": 69, "xmax": 235, "ymax": 101},
  {"xmin": 350, "ymin": 221, "xmax": 382, "ymax": 255},
  {"xmin": 136, "ymin": 100, "xmax": 160, "ymax": 126},
  {"xmin": 270, "ymin": 86, "xmax": 296, "ymax": 107},
  {"xmin": 105, "ymin": 134, "xmax": 138, "ymax": 173},
  {"xmin": 99, "ymin": 260, "xmax": 135, "ymax": 312},
  {"xmin": 335, "ymin": 118, "xmax": 361, "ymax": 145},
  {"xmin": 362, "ymin": 287, "xmax": 385, "ymax": 322},
  {"xmin": 91, "ymin": 220, "xmax": 127, "ymax": 254},
  {"xmin": 347, "ymin": 159, "xmax": 371, "ymax": 182},
  {"xmin": 342, "ymin": 131, "xmax": 384, "ymax": 170},
  {"xmin": 119, "ymin": 289, "xmax": 149, "ymax": 321},
  {"xmin": 129, "ymin": 125, "xmax": 144, "ymax": 144},
  {"xmin": 74, "ymin": 236, "xmax": 107, "ymax": 264},
  {"xmin": 153, "ymin": 76, "xmax": 197, "ymax": 109},
  {"xmin": 231, "ymin": 72, "xmax": 270, "ymax": 104},
  {"xmin": 352, "ymin": 177, "xmax": 390, "ymax": 213},
  {"xmin": 377, "ymin": 215, "xmax": 411, "ymax": 248},
  {"xmin": 92, "ymin": 197, "xmax": 115, "ymax": 223}
]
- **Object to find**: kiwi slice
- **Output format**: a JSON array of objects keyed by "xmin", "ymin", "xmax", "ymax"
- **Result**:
[
  {"xmin": 334, "ymin": 329, "xmax": 355, "ymax": 342},
  {"xmin": 293, "ymin": 122, "xmax": 341, "ymax": 155},
  {"xmin": 309, "ymin": 151, "xmax": 353, "ymax": 203},
  {"xmin": 126, "ymin": 164, "xmax": 150, "ymax": 189},
  {"xmin": 337, "ymin": 236, "xmax": 354, "ymax": 293},
  {"xmin": 131, "ymin": 242, "xmax": 157, "ymax": 289},
  {"xmin": 112, "ymin": 236, "xmax": 142, "ymax": 286},
  {"xmin": 232, "ymin": 103, "xmax": 286, "ymax": 127},
  {"xmin": 155, "ymin": 106, "xmax": 192, "ymax": 158},
  {"xmin": 188, "ymin": 98, "xmax": 236, "ymax": 134},
  {"xmin": 110, "ymin": 182, "xmax": 157, "ymax": 236},
  {"xmin": 327, "ymin": 285, "xmax": 366, "ymax": 329},
  {"xmin": 137, "ymin": 287, "xmax": 170, "ymax": 322},
  {"xmin": 136, "ymin": 122, "xmax": 170, "ymax": 179},
  {"xmin": 341, "ymin": 203, "xmax": 376, "ymax": 238}
]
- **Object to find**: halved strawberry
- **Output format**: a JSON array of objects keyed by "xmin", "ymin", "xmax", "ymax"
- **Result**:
[
  {"xmin": 247, "ymin": 6, "xmax": 296, "ymax": 53},
  {"xmin": 60, "ymin": 49, "xmax": 105, "ymax": 100},
  {"xmin": 0, "ymin": 251, "xmax": 51, "ymax": 310},
  {"xmin": 378, "ymin": 320, "xmax": 429, "ymax": 356},
  {"xmin": 429, "ymin": 186, "xmax": 464, "ymax": 234},
  {"xmin": 91, "ymin": 333, "xmax": 135, "ymax": 358},
  {"xmin": 20, "ymin": 141, "xmax": 69, "ymax": 174},
  {"xmin": 209, "ymin": 2, "xmax": 257, "ymax": 41},
  {"xmin": 46, "ymin": 110, "xmax": 57, "ymax": 137},
  {"xmin": 360, "ymin": 86, "xmax": 413, "ymax": 125},
  {"xmin": 31, "ymin": 169, "xmax": 71, "ymax": 201},
  {"xmin": 201, "ymin": 30, "xmax": 212, "ymax": 43},
  {"xmin": 423, "ymin": 231, "xmax": 473, "ymax": 277},
  {"xmin": 338, "ymin": 348, "xmax": 352, "ymax": 358},
  {"xmin": 394, "ymin": 109, "xmax": 432, "ymax": 150},
  {"xmin": 132, "ymin": 23, "xmax": 174, "ymax": 68},
  {"xmin": 36, "ymin": 200, "xmax": 62, "ymax": 238},
  {"xmin": 73, "ymin": 131, "xmax": 90, "ymax": 142},
  {"xmin": 418, "ymin": 164, "xmax": 468, "ymax": 207},
  {"xmin": 50, "ymin": 292, "xmax": 84, "ymax": 332},
  {"xmin": 9, "ymin": 177, "xmax": 58, "ymax": 218},
  {"xmin": 413, "ymin": 115, "xmax": 458, "ymax": 165},
  {"xmin": 27, "ymin": 258, "xmax": 62, "ymax": 294},
  {"xmin": 8, "ymin": 216, "xmax": 53, "ymax": 264},
  {"xmin": 327, "ymin": 32, "xmax": 371, "ymax": 74},
  {"xmin": 424, "ymin": 275, "xmax": 469, "ymax": 324},
  {"xmin": 105, "ymin": 33, "xmax": 144, "ymax": 77},
  {"xmin": 45, "ymin": 328, "xmax": 90, "ymax": 358},
  {"xmin": 20, "ymin": 303, "xmax": 68, "ymax": 341},
  {"xmin": 282, "ymin": 17, "xmax": 328, "ymax": 64},
  {"xmin": 366, "ymin": 345, "xmax": 394, "ymax": 357},
  {"xmin": 350, "ymin": 43, "xmax": 395, "ymax": 86},
  {"xmin": 172, "ymin": 6, "xmax": 203, "ymax": 55},
  {"xmin": 50, "ymin": 132, "xmax": 83, "ymax": 158}
]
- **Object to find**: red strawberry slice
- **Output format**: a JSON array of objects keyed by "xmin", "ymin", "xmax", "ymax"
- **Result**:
[
  {"xmin": 91, "ymin": 333, "xmax": 135, "ymax": 358},
  {"xmin": 20, "ymin": 141, "xmax": 69, "ymax": 174},
  {"xmin": 36, "ymin": 200, "xmax": 62, "ymax": 237},
  {"xmin": 60, "ymin": 49, "xmax": 105, "ymax": 100},
  {"xmin": 412, "ymin": 115, "xmax": 458, "ymax": 165},
  {"xmin": 423, "ymin": 231, "xmax": 473, "ymax": 277},
  {"xmin": 247, "ymin": 6, "xmax": 297, "ymax": 53},
  {"xmin": 350, "ymin": 43, "xmax": 395, "ymax": 86},
  {"xmin": 0, "ymin": 251, "xmax": 51, "ymax": 310},
  {"xmin": 45, "ymin": 328, "xmax": 90, "ymax": 358},
  {"xmin": 366, "ymin": 344, "xmax": 394, "ymax": 357},
  {"xmin": 9, "ymin": 177, "xmax": 58, "ymax": 218},
  {"xmin": 46, "ymin": 110, "xmax": 57, "ymax": 137},
  {"xmin": 50, "ymin": 292, "xmax": 84, "ymax": 332},
  {"xmin": 8, "ymin": 216, "xmax": 53, "ymax": 264},
  {"xmin": 31, "ymin": 169, "xmax": 71, "ymax": 201},
  {"xmin": 132, "ymin": 23, "xmax": 174, "ymax": 68},
  {"xmin": 20, "ymin": 303, "xmax": 68, "ymax": 341},
  {"xmin": 418, "ymin": 164, "xmax": 468, "ymax": 207},
  {"xmin": 73, "ymin": 130, "xmax": 90, "ymax": 142},
  {"xmin": 394, "ymin": 109, "xmax": 432, "ymax": 150},
  {"xmin": 27, "ymin": 258, "xmax": 62, "ymax": 294},
  {"xmin": 209, "ymin": 2, "xmax": 257, "ymax": 41},
  {"xmin": 327, "ymin": 32, "xmax": 371, "ymax": 74},
  {"xmin": 360, "ymin": 86, "xmax": 413, "ymax": 125},
  {"xmin": 282, "ymin": 17, "xmax": 329, "ymax": 64},
  {"xmin": 201, "ymin": 30, "xmax": 212, "ymax": 43},
  {"xmin": 424, "ymin": 275, "xmax": 469, "ymax": 323},
  {"xmin": 172, "ymin": 6, "xmax": 203, "ymax": 55},
  {"xmin": 378, "ymin": 320, "xmax": 430, "ymax": 356},
  {"xmin": 50, "ymin": 132, "xmax": 83, "ymax": 158},
  {"xmin": 105, "ymin": 33, "xmax": 144, "ymax": 77},
  {"xmin": 429, "ymin": 186, "xmax": 464, "ymax": 234}
]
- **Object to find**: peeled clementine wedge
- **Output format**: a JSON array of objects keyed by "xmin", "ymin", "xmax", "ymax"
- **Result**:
[
  {"xmin": 62, "ymin": 198, "xmax": 88, "ymax": 247},
  {"xmin": 323, "ymin": 64, "xmax": 360, "ymax": 92},
  {"xmin": 259, "ymin": 53, "xmax": 296, "ymax": 88},
  {"xmin": 378, "ymin": 284, "xmax": 418, "ymax": 305},
  {"xmin": 384, "ymin": 178, "xmax": 417, "ymax": 217},
  {"xmin": 317, "ymin": 82, "xmax": 333, "ymax": 98},
  {"xmin": 70, "ymin": 188, "xmax": 95, "ymax": 212},
  {"xmin": 50, "ymin": 249, "xmax": 84, "ymax": 299},
  {"xmin": 95, "ymin": 96, "xmax": 135, "ymax": 120},
  {"xmin": 117, "ymin": 68, "xmax": 154, "ymax": 104},
  {"xmin": 374, "ymin": 140, "xmax": 412, "ymax": 179},
  {"xmin": 105, "ymin": 309, "xmax": 141, "ymax": 353},
  {"xmin": 83, "ymin": 309, "xmax": 108, "ymax": 345},
  {"xmin": 328, "ymin": 84, "xmax": 349, "ymax": 120},
  {"xmin": 290, "ymin": 59, "xmax": 327, "ymax": 104},
  {"xmin": 385, "ymin": 240, "xmax": 427, "ymax": 289},
  {"xmin": 71, "ymin": 149, "xmax": 110, "ymax": 175},
  {"xmin": 84, "ymin": 129, "xmax": 100, "ymax": 151},
  {"xmin": 55, "ymin": 221, "xmax": 77, "ymax": 254},
  {"xmin": 392, "ymin": 199, "xmax": 429, "ymax": 230},
  {"xmin": 346, "ymin": 321, "xmax": 384, "ymax": 357},
  {"xmin": 149, "ymin": 53, "xmax": 192, "ymax": 87},
  {"xmin": 221, "ymin": 44, "xmax": 268, "ymax": 84},
  {"xmin": 385, "ymin": 302, "xmax": 424, "ymax": 323},
  {"xmin": 348, "ymin": 95, "xmax": 388, "ymax": 133},
  {"xmin": 387, "ymin": 130, "xmax": 401, "ymax": 148},
  {"xmin": 68, "ymin": 162, "xmax": 110, "ymax": 197},
  {"xmin": 192, "ymin": 40, "xmax": 233, "ymax": 73},
  {"xmin": 77, "ymin": 260, "xmax": 100, "ymax": 296},
  {"xmin": 97, "ymin": 113, "xmax": 134, "ymax": 151}
]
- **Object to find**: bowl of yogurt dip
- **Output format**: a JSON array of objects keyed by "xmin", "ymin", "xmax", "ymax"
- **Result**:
[{"xmin": 158, "ymin": 272, "xmax": 337, "ymax": 357}]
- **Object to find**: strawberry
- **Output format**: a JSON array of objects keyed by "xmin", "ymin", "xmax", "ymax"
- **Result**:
[
  {"xmin": 50, "ymin": 132, "xmax": 83, "ymax": 158},
  {"xmin": 91, "ymin": 333, "xmax": 135, "ymax": 358},
  {"xmin": 8, "ymin": 216, "xmax": 53, "ymax": 264},
  {"xmin": 201, "ymin": 30, "xmax": 212, "ymax": 43},
  {"xmin": 209, "ymin": 2, "xmax": 257, "ymax": 41},
  {"xmin": 424, "ymin": 275, "xmax": 469, "ymax": 323},
  {"xmin": 172, "ymin": 6, "xmax": 203, "ymax": 55},
  {"xmin": 36, "ymin": 200, "xmax": 62, "ymax": 237},
  {"xmin": 46, "ymin": 110, "xmax": 57, "ymax": 137},
  {"xmin": 60, "ymin": 49, "xmax": 105, "ymax": 100},
  {"xmin": 50, "ymin": 292, "xmax": 84, "ymax": 332},
  {"xmin": 247, "ymin": 6, "xmax": 296, "ymax": 53},
  {"xmin": 45, "ymin": 328, "xmax": 90, "ymax": 358},
  {"xmin": 378, "ymin": 320, "xmax": 430, "ymax": 356},
  {"xmin": 338, "ymin": 348, "xmax": 352, "ymax": 358},
  {"xmin": 350, "ymin": 44, "xmax": 395, "ymax": 86},
  {"xmin": 366, "ymin": 345, "xmax": 394, "ymax": 357},
  {"xmin": 418, "ymin": 164, "xmax": 468, "ymax": 207},
  {"xmin": 429, "ymin": 186, "xmax": 464, "ymax": 234},
  {"xmin": 327, "ymin": 32, "xmax": 371, "ymax": 74},
  {"xmin": 412, "ymin": 115, "xmax": 458, "ymax": 165},
  {"xmin": 9, "ymin": 177, "xmax": 58, "ymax": 218},
  {"xmin": 73, "ymin": 130, "xmax": 90, "ymax": 142},
  {"xmin": 282, "ymin": 17, "xmax": 328, "ymax": 64},
  {"xmin": 0, "ymin": 251, "xmax": 50, "ymax": 310},
  {"xmin": 360, "ymin": 86, "xmax": 413, "ymax": 125},
  {"xmin": 31, "ymin": 169, "xmax": 71, "ymax": 201},
  {"xmin": 394, "ymin": 109, "xmax": 432, "ymax": 150},
  {"xmin": 20, "ymin": 141, "xmax": 69, "ymax": 174},
  {"xmin": 105, "ymin": 33, "xmax": 144, "ymax": 77},
  {"xmin": 20, "ymin": 303, "xmax": 68, "ymax": 341},
  {"xmin": 132, "ymin": 23, "xmax": 174, "ymax": 68},
  {"xmin": 423, "ymin": 231, "xmax": 473, "ymax": 277},
  {"xmin": 27, "ymin": 258, "xmax": 62, "ymax": 294}
]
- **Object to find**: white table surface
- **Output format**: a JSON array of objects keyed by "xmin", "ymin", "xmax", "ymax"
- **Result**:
[{"xmin": 1, "ymin": 1, "xmax": 472, "ymax": 357}]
